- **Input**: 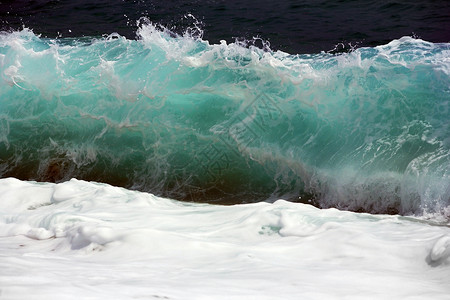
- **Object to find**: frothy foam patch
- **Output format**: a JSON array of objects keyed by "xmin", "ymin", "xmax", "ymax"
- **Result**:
[{"xmin": 0, "ymin": 178, "xmax": 449, "ymax": 299}]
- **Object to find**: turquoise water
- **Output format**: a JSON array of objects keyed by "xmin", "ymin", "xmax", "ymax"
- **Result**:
[{"xmin": 0, "ymin": 25, "xmax": 449, "ymax": 214}]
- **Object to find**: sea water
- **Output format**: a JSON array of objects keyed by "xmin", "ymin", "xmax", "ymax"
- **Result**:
[
  {"xmin": 0, "ymin": 4, "xmax": 449, "ymax": 299},
  {"xmin": 0, "ymin": 24, "xmax": 449, "ymax": 215}
]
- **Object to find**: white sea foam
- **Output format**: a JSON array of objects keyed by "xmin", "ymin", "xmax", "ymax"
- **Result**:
[{"xmin": 0, "ymin": 178, "xmax": 449, "ymax": 299}]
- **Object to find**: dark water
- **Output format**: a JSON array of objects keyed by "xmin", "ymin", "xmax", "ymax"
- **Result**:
[{"xmin": 1, "ymin": 0, "xmax": 449, "ymax": 53}]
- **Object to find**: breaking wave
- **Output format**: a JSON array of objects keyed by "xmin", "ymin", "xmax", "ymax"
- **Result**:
[{"xmin": 0, "ymin": 22, "xmax": 449, "ymax": 215}]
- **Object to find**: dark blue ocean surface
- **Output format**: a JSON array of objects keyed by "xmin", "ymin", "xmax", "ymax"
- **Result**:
[{"xmin": 0, "ymin": 0, "xmax": 449, "ymax": 53}]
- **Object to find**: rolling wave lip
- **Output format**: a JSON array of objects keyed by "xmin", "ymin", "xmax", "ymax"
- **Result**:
[{"xmin": 0, "ymin": 26, "xmax": 449, "ymax": 217}]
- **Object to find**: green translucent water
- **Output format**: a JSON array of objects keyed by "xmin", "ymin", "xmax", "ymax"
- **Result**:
[{"xmin": 0, "ymin": 26, "xmax": 449, "ymax": 214}]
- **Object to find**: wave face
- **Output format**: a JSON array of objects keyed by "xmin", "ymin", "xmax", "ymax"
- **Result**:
[{"xmin": 0, "ymin": 25, "xmax": 449, "ymax": 215}]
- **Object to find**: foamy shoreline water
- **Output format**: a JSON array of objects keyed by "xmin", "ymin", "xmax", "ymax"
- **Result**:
[{"xmin": 0, "ymin": 178, "xmax": 449, "ymax": 299}]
